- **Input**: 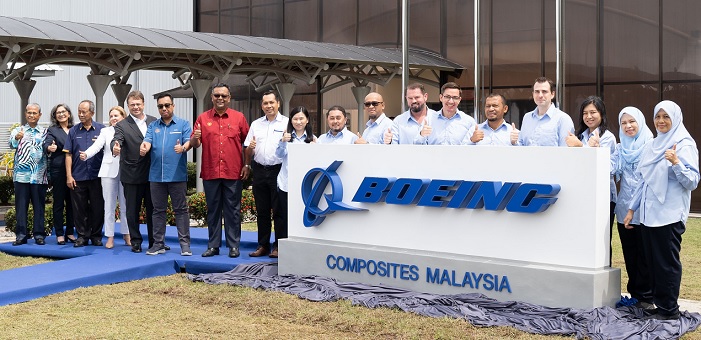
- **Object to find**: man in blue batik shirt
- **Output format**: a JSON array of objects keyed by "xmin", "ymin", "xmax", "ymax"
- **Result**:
[
  {"xmin": 517, "ymin": 77, "xmax": 574, "ymax": 146},
  {"xmin": 140, "ymin": 93, "xmax": 193, "ymax": 256},
  {"xmin": 9, "ymin": 103, "xmax": 49, "ymax": 246}
]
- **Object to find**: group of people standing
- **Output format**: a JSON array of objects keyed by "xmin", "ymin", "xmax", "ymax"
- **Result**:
[{"xmin": 7, "ymin": 78, "xmax": 699, "ymax": 320}]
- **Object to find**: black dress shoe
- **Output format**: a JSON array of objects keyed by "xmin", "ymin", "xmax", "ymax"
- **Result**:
[
  {"xmin": 66, "ymin": 236, "xmax": 77, "ymax": 243},
  {"xmin": 74, "ymin": 238, "xmax": 87, "ymax": 247},
  {"xmin": 12, "ymin": 239, "xmax": 26, "ymax": 246},
  {"xmin": 91, "ymin": 238, "xmax": 103, "ymax": 246},
  {"xmin": 643, "ymin": 311, "xmax": 680, "ymax": 320},
  {"xmin": 35, "ymin": 238, "xmax": 45, "ymax": 245},
  {"xmin": 202, "ymin": 248, "xmax": 219, "ymax": 257},
  {"xmin": 228, "ymin": 247, "xmax": 240, "ymax": 258},
  {"xmin": 131, "ymin": 244, "xmax": 143, "ymax": 253},
  {"xmin": 57, "ymin": 237, "xmax": 66, "ymax": 245}
]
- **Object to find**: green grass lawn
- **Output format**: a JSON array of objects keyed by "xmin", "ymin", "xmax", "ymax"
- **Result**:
[{"xmin": 1, "ymin": 220, "xmax": 701, "ymax": 339}]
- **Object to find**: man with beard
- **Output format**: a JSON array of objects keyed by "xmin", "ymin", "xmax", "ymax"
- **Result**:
[
  {"xmin": 420, "ymin": 82, "xmax": 476, "ymax": 145},
  {"xmin": 387, "ymin": 83, "xmax": 437, "ymax": 144},
  {"xmin": 244, "ymin": 90, "xmax": 288, "ymax": 258},
  {"xmin": 465, "ymin": 93, "xmax": 520, "ymax": 146},
  {"xmin": 317, "ymin": 106, "xmax": 358, "ymax": 144},
  {"xmin": 517, "ymin": 77, "xmax": 574, "ymax": 146},
  {"xmin": 354, "ymin": 92, "xmax": 392, "ymax": 144}
]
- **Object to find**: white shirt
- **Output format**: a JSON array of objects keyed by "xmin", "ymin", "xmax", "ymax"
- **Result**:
[{"xmin": 244, "ymin": 113, "xmax": 289, "ymax": 166}]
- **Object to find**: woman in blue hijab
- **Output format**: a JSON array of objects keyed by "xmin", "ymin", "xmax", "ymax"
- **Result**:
[
  {"xmin": 612, "ymin": 106, "xmax": 654, "ymax": 310},
  {"xmin": 623, "ymin": 100, "xmax": 699, "ymax": 320}
]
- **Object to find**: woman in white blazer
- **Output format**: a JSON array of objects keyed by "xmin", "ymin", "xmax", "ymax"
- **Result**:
[{"xmin": 82, "ymin": 106, "xmax": 130, "ymax": 248}]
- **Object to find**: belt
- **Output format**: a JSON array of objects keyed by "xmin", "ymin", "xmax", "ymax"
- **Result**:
[{"xmin": 252, "ymin": 161, "xmax": 282, "ymax": 171}]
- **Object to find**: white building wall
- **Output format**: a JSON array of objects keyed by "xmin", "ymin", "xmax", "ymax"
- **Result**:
[{"xmin": 0, "ymin": 0, "xmax": 195, "ymax": 128}]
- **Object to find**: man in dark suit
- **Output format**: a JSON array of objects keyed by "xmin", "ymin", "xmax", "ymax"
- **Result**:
[{"xmin": 111, "ymin": 90, "xmax": 157, "ymax": 253}]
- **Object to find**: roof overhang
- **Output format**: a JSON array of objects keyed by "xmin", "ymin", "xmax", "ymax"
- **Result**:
[{"xmin": 0, "ymin": 16, "xmax": 463, "ymax": 90}]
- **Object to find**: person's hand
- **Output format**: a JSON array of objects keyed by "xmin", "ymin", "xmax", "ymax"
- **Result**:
[
  {"xmin": 420, "ymin": 121, "xmax": 432, "ymax": 137},
  {"xmin": 565, "ymin": 132, "xmax": 582, "ymax": 147},
  {"xmin": 241, "ymin": 165, "xmax": 251, "ymax": 180},
  {"xmin": 354, "ymin": 132, "xmax": 368, "ymax": 144},
  {"xmin": 174, "ymin": 139, "xmax": 184, "ymax": 154},
  {"xmin": 470, "ymin": 125, "xmax": 484, "ymax": 143},
  {"xmin": 47, "ymin": 140, "xmax": 57, "ymax": 153},
  {"xmin": 587, "ymin": 130, "xmax": 600, "ymax": 147},
  {"xmin": 112, "ymin": 141, "xmax": 121, "ymax": 156},
  {"xmin": 248, "ymin": 136, "xmax": 257, "ymax": 150},
  {"xmin": 623, "ymin": 210, "xmax": 635, "ymax": 229},
  {"xmin": 665, "ymin": 144, "xmax": 680, "ymax": 165},
  {"xmin": 383, "ymin": 128, "xmax": 392, "ymax": 145},
  {"xmin": 139, "ymin": 142, "xmax": 148, "ymax": 156},
  {"xmin": 79, "ymin": 151, "xmax": 87, "ymax": 161},
  {"xmin": 510, "ymin": 123, "xmax": 519, "ymax": 145},
  {"xmin": 67, "ymin": 175, "xmax": 76, "ymax": 190},
  {"xmin": 193, "ymin": 122, "xmax": 201, "ymax": 141},
  {"xmin": 15, "ymin": 127, "xmax": 24, "ymax": 141},
  {"xmin": 281, "ymin": 132, "xmax": 292, "ymax": 142}
]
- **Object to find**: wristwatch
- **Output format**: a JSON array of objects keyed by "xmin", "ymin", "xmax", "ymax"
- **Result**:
[{"xmin": 244, "ymin": 164, "xmax": 251, "ymax": 169}]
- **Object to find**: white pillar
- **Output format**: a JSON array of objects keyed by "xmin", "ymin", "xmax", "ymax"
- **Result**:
[
  {"xmin": 190, "ymin": 79, "xmax": 212, "ymax": 192},
  {"xmin": 275, "ymin": 83, "xmax": 296, "ymax": 117},
  {"xmin": 111, "ymin": 83, "xmax": 133, "ymax": 108},
  {"xmin": 87, "ymin": 74, "xmax": 113, "ymax": 123},
  {"xmin": 351, "ymin": 86, "xmax": 371, "ymax": 133},
  {"xmin": 13, "ymin": 79, "xmax": 36, "ymax": 125}
]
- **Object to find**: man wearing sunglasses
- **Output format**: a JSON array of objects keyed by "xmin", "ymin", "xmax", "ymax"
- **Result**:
[
  {"xmin": 140, "ymin": 93, "xmax": 193, "ymax": 256},
  {"xmin": 112, "ymin": 91, "xmax": 158, "ymax": 253},
  {"xmin": 190, "ymin": 83, "xmax": 250, "ymax": 258},
  {"xmin": 355, "ymin": 92, "xmax": 392, "ymax": 145}
]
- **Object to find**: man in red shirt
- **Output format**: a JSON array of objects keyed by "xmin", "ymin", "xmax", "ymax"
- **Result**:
[{"xmin": 190, "ymin": 83, "xmax": 250, "ymax": 257}]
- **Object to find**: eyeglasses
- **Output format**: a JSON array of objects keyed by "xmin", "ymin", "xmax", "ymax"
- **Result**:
[
  {"xmin": 442, "ymin": 95, "xmax": 461, "ymax": 102},
  {"xmin": 26, "ymin": 112, "xmax": 40, "ymax": 116},
  {"xmin": 55, "ymin": 110, "xmax": 68, "ymax": 115},
  {"xmin": 364, "ymin": 101, "xmax": 383, "ymax": 107},
  {"xmin": 157, "ymin": 103, "xmax": 173, "ymax": 109},
  {"xmin": 213, "ymin": 94, "xmax": 230, "ymax": 99}
]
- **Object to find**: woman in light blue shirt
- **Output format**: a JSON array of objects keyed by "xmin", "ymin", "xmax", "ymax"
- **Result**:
[
  {"xmin": 566, "ymin": 96, "xmax": 617, "ymax": 263},
  {"xmin": 274, "ymin": 106, "xmax": 316, "ymax": 258},
  {"xmin": 624, "ymin": 100, "xmax": 700, "ymax": 320},
  {"xmin": 612, "ymin": 106, "xmax": 654, "ymax": 309}
]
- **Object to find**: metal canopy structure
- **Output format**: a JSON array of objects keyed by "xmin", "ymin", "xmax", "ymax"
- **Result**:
[{"xmin": 0, "ymin": 15, "xmax": 463, "ymax": 94}]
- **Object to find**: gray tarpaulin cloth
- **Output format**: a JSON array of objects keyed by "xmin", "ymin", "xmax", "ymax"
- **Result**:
[{"xmin": 189, "ymin": 263, "xmax": 701, "ymax": 339}]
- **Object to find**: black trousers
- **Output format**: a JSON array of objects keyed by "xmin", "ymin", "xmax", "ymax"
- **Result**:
[
  {"xmin": 251, "ymin": 161, "xmax": 283, "ymax": 250},
  {"xmin": 640, "ymin": 221, "xmax": 685, "ymax": 316},
  {"xmin": 122, "ymin": 182, "xmax": 154, "ymax": 248},
  {"xmin": 203, "ymin": 179, "xmax": 241, "ymax": 249},
  {"xmin": 70, "ymin": 178, "xmax": 104, "ymax": 241},
  {"xmin": 50, "ymin": 170, "xmax": 74, "ymax": 238},
  {"xmin": 14, "ymin": 182, "xmax": 47, "ymax": 241},
  {"xmin": 608, "ymin": 201, "xmax": 616, "ymax": 266},
  {"xmin": 277, "ymin": 189, "xmax": 288, "ymax": 243},
  {"xmin": 617, "ymin": 223, "xmax": 653, "ymax": 303}
]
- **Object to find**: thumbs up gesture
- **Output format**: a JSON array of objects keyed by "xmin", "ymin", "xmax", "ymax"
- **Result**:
[
  {"xmin": 15, "ymin": 127, "xmax": 24, "ymax": 141},
  {"xmin": 565, "ymin": 131, "xmax": 582, "ymax": 147},
  {"xmin": 510, "ymin": 123, "xmax": 520, "ymax": 145},
  {"xmin": 174, "ymin": 139, "xmax": 184, "ymax": 153},
  {"xmin": 587, "ymin": 130, "xmax": 600, "ymax": 147},
  {"xmin": 139, "ymin": 141, "xmax": 148, "ymax": 156},
  {"xmin": 665, "ymin": 143, "xmax": 680, "ymax": 165},
  {"xmin": 249, "ymin": 135, "xmax": 257, "ymax": 150},
  {"xmin": 470, "ymin": 124, "xmax": 484, "ymax": 143},
  {"xmin": 79, "ymin": 150, "xmax": 87, "ymax": 161},
  {"xmin": 419, "ymin": 119, "xmax": 432, "ymax": 137},
  {"xmin": 193, "ymin": 122, "xmax": 202, "ymax": 141},
  {"xmin": 112, "ymin": 141, "xmax": 121, "ymax": 156},
  {"xmin": 281, "ymin": 132, "xmax": 292, "ymax": 143},
  {"xmin": 354, "ymin": 132, "xmax": 368, "ymax": 144},
  {"xmin": 47, "ymin": 140, "xmax": 58, "ymax": 153},
  {"xmin": 383, "ymin": 128, "xmax": 392, "ymax": 145}
]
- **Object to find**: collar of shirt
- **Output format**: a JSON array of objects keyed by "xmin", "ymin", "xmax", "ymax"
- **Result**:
[
  {"xmin": 437, "ymin": 109, "xmax": 465, "ymax": 121},
  {"xmin": 23, "ymin": 124, "xmax": 44, "ymax": 133},
  {"xmin": 292, "ymin": 131, "xmax": 308, "ymax": 142},
  {"xmin": 211, "ymin": 108, "xmax": 229, "ymax": 118},
  {"xmin": 481, "ymin": 120, "xmax": 509, "ymax": 132},
  {"xmin": 157, "ymin": 116, "xmax": 178, "ymax": 126},
  {"xmin": 326, "ymin": 127, "xmax": 347, "ymax": 138},
  {"xmin": 78, "ymin": 122, "xmax": 96, "ymax": 131},
  {"xmin": 532, "ymin": 103, "xmax": 557, "ymax": 120},
  {"xmin": 366, "ymin": 113, "xmax": 387, "ymax": 128}
]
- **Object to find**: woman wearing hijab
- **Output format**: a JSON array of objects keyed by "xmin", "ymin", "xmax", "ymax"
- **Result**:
[
  {"xmin": 623, "ymin": 100, "xmax": 699, "ymax": 320},
  {"xmin": 612, "ymin": 106, "xmax": 654, "ymax": 310}
]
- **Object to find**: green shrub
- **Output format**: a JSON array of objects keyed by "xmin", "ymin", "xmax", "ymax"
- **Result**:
[
  {"xmin": 5, "ymin": 204, "xmax": 55, "ymax": 237},
  {"xmin": 187, "ymin": 162, "xmax": 196, "ymax": 192},
  {"xmin": 0, "ymin": 176, "xmax": 14, "ymax": 204},
  {"xmin": 186, "ymin": 189, "xmax": 257, "ymax": 227}
]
